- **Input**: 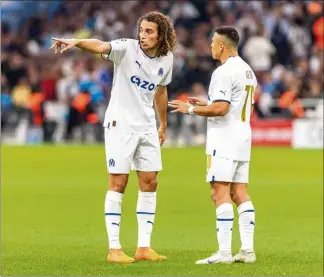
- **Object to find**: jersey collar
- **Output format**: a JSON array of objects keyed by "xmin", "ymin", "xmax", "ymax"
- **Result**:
[
  {"xmin": 223, "ymin": 55, "xmax": 238, "ymax": 64},
  {"xmin": 139, "ymin": 42, "xmax": 157, "ymax": 59}
]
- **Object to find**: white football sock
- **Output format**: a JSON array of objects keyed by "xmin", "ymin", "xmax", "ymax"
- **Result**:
[
  {"xmin": 105, "ymin": 191, "xmax": 123, "ymax": 249},
  {"xmin": 136, "ymin": 191, "xmax": 156, "ymax": 247},
  {"xmin": 237, "ymin": 201, "xmax": 255, "ymax": 252},
  {"xmin": 216, "ymin": 203, "xmax": 234, "ymax": 255}
]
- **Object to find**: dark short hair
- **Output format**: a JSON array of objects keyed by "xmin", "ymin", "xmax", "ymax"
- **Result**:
[{"xmin": 213, "ymin": 26, "xmax": 240, "ymax": 47}]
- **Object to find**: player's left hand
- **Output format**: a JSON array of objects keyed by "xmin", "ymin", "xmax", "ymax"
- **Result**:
[
  {"xmin": 158, "ymin": 126, "xmax": 167, "ymax": 146},
  {"xmin": 168, "ymin": 100, "xmax": 190, "ymax": 114}
]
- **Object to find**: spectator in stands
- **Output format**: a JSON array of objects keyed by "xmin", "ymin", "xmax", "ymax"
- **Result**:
[
  {"xmin": 3, "ymin": 52, "xmax": 28, "ymax": 90},
  {"xmin": 12, "ymin": 77, "xmax": 31, "ymax": 110},
  {"xmin": 1, "ymin": 74, "xmax": 12, "ymax": 131},
  {"xmin": 278, "ymin": 82, "xmax": 305, "ymax": 119},
  {"xmin": 243, "ymin": 24, "xmax": 276, "ymax": 76},
  {"xmin": 65, "ymin": 82, "xmax": 100, "ymax": 142},
  {"xmin": 1, "ymin": 0, "xmax": 322, "ymax": 144},
  {"xmin": 308, "ymin": 79, "xmax": 323, "ymax": 99}
]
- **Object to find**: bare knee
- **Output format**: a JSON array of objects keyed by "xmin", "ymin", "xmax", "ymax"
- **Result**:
[
  {"xmin": 109, "ymin": 174, "xmax": 128, "ymax": 193},
  {"xmin": 140, "ymin": 178, "xmax": 158, "ymax": 192},
  {"xmin": 138, "ymin": 172, "xmax": 158, "ymax": 192},
  {"xmin": 230, "ymin": 183, "xmax": 250, "ymax": 206},
  {"xmin": 230, "ymin": 190, "xmax": 237, "ymax": 203},
  {"xmin": 210, "ymin": 182, "xmax": 231, "ymax": 207}
]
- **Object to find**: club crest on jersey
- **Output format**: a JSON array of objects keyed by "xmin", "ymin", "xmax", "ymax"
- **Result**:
[
  {"xmin": 108, "ymin": 159, "xmax": 115, "ymax": 167},
  {"xmin": 158, "ymin": 68, "xmax": 163, "ymax": 76}
]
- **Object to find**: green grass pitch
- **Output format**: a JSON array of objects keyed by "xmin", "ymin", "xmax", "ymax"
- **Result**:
[{"xmin": 1, "ymin": 145, "xmax": 323, "ymax": 276}]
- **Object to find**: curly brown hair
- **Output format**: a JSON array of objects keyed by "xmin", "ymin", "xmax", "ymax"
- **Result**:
[{"xmin": 137, "ymin": 11, "xmax": 177, "ymax": 57}]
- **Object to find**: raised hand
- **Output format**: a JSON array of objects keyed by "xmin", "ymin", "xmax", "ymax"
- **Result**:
[
  {"xmin": 168, "ymin": 100, "xmax": 191, "ymax": 114},
  {"xmin": 187, "ymin": 97, "xmax": 208, "ymax": 106},
  {"xmin": 49, "ymin": 38, "xmax": 79, "ymax": 54}
]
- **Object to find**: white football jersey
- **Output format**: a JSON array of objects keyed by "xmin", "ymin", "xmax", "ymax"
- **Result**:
[
  {"xmin": 206, "ymin": 56, "xmax": 257, "ymax": 161},
  {"xmin": 102, "ymin": 39, "xmax": 173, "ymax": 133}
]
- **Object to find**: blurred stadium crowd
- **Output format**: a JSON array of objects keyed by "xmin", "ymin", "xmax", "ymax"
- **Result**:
[{"xmin": 1, "ymin": 0, "xmax": 323, "ymax": 145}]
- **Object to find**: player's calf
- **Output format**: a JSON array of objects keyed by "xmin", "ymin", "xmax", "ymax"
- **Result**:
[
  {"xmin": 105, "ymin": 174, "xmax": 128, "ymax": 253},
  {"xmin": 105, "ymin": 190, "xmax": 123, "ymax": 250},
  {"xmin": 231, "ymin": 183, "xmax": 255, "ymax": 254},
  {"xmin": 210, "ymin": 182, "xmax": 233, "ymax": 256},
  {"xmin": 136, "ymin": 171, "xmax": 160, "ymax": 254}
]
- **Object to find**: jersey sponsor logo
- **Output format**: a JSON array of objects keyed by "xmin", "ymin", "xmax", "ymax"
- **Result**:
[
  {"xmin": 130, "ymin": 75, "xmax": 156, "ymax": 92},
  {"xmin": 220, "ymin": 90, "xmax": 226, "ymax": 95},
  {"xmin": 158, "ymin": 67, "xmax": 164, "ymax": 76},
  {"xmin": 108, "ymin": 159, "xmax": 115, "ymax": 167}
]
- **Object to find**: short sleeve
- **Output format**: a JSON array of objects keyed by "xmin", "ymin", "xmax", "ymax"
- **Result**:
[
  {"xmin": 159, "ymin": 54, "xmax": 173, "ymax": 86},
  {"xmin": 101, "ymin": 38, "xmax": 129, "ymax": 64},
  {"xmin": 209, "ymin": 69, "xmax": 232, "ymax": 104}
]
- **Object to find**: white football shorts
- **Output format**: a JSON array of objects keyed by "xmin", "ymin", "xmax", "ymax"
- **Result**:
[
  {"xmin": 104, "ymin": 127, "xmax": 162, "ymax": 174},
  {"xmin": 206, "ymin": 150, "xmax": 250, "ymax": 183}
]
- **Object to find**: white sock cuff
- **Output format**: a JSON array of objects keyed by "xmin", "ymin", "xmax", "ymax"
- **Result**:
[
  {"xmin": 138, "ymin": 191, "xmax": 157, "ymax": 203},
  {"xmin": 137, "ymin": 191, "xmax": 156, "ymax": 214},
  {"xmin": 216, "ymin": 203, "xmax": 234, "ymax": 217},
  {"xmin": 138, "ymin": 191, "xmax": 156, "ymax": 197},
  {"xmin": 237, "ymin": 201, "xmax": 254, "ymax": 215},
  {"xmin": 106, "ymin": 191, "xmax": 123, "ymax": 202}
]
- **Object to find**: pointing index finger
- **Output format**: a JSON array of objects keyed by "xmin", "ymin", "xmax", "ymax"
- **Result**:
[
  {"xmin": 52, "ymin": 38, "xmax": 67, "ymax": 44},
  {"xmin": 49, "ymin": 42, "xmax": 57, "ymax": 50}
]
